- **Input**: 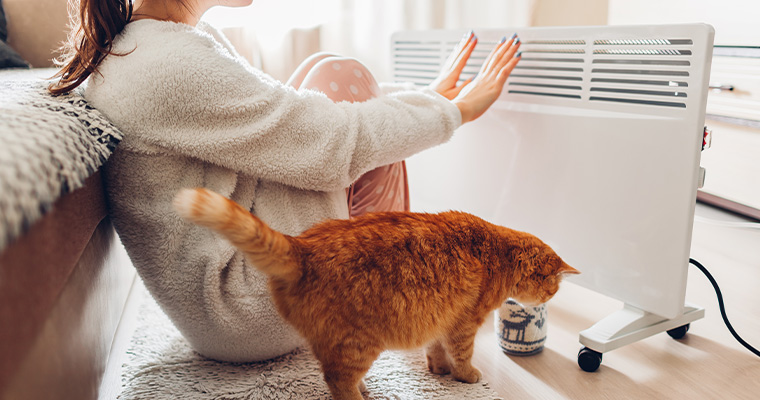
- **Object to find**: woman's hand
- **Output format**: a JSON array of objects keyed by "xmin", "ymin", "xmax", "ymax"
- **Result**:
[
  {"xmin": 429, "ymin": 31, "xmax": 478, "ymax": 100},
  {"xmin": 453, "ymin": 34, "xmax": 521, "ymax": 124}
]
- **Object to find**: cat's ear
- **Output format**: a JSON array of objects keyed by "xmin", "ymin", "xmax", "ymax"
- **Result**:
[{"xmin": 558, "ymin": 262, "xmax": 581, "ymax": 275}]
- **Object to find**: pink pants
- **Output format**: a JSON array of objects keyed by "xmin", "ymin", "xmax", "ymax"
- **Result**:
[{"xmin": 287, "ymin": 53, "xmax": 410, "ymax": 216}]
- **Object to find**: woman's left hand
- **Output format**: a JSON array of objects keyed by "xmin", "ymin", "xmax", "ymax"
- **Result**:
[{"xmin": 429, "ymin": 31, "xmax": 478, "ymax": 100}]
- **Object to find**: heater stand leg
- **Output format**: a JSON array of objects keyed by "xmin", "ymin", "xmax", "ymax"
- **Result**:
[{"xmin": 577, "ymin": 303, "xmax": 704, "ymax": 372}]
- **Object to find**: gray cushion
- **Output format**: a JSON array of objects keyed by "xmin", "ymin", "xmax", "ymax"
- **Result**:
[
  {"xmin": 0, "ymin": 40, "xmax": 29, "ymax": 69},
  {"xmin": 0, "ymin": 0, "xmax": 7, "ymax": 41}
]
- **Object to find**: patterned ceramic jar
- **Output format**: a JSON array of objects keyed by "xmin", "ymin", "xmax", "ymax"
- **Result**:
[{"xmin": 494, "ymin": 299, "xmax": 548, "ymax": 356}]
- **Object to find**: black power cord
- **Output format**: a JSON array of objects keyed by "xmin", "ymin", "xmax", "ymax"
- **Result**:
[{"xmin": 689, "ymin": 258, "xmax": 760, "ymax": 358}]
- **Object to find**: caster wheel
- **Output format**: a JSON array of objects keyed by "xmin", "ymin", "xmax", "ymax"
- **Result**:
[
  {"xmin": 667, "ymin": 323, "xmax": 690, "ymax": 339},
  {"xmin": 577, "ymin": 347, "xmax": 602, "ymax": 372}
]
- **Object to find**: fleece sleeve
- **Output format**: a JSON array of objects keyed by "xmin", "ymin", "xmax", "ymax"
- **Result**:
[
  {"xmin": 124, "ymin": 35, "xmax": 461, "ymax": 192},
  {"xmin": 379, "ymin": 81, "xmax": 419, "ymax": 95}
]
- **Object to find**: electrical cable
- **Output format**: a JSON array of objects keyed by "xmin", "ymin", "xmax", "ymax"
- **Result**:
[{"xmin": 689, "ymin": 258, "xmax": 760, "ymax": 358}]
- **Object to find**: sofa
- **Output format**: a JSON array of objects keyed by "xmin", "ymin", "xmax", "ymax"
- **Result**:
[{"xmin": 0, "ymin": 0, "xmax": 137, "ymax": 399}]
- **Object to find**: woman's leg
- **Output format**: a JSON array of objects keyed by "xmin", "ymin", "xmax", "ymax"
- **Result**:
[
  {"xmin": 286, "ymin": 52, "xmax": 339, "ymax": 89},
  {"xmin": 291, "ymin": 55, "xmax": 410, "ymax": 216},
  {"xmin": 293, "ymin": 55, "xmax": 382, "ymax": 101}
]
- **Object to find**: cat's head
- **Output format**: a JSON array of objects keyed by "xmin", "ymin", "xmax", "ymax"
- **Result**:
[{"xmin": 509, "ymin": 240, "xmax": 580, "ymax": 305}]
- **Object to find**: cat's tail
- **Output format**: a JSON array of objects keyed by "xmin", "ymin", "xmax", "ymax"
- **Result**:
[{"xmin": 173, "ymin": 188, "xmax": 301, "ymax": 282}]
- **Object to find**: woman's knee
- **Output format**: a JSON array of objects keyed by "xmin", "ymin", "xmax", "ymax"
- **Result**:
[
  {"xmin": 311, "ymin": 56, "xmax": 373, "ymax": 80},
  {"xmin": 302, "ymin": 56, "xmax": 380, "ymax": 102},
  {"xmin": 287, "ymin": 52, "xmax": 342, "ymax": 88}
]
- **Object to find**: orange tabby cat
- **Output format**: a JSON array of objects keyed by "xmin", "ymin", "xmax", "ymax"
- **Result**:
[{"xmin": 173, "ymin": 188, "xmax": 579, "ymax": 400}]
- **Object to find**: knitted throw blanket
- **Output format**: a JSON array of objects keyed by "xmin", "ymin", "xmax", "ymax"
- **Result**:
[{"xmin": 0, "ymin": 70, "xmax": 123, "ymax": 252}]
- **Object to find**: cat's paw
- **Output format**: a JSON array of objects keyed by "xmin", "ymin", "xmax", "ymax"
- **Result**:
[
  {"xmin": 453, "ymin": 366, "xmax": 482, "ymax": 384},
  {"xmin": 426, "ymin": 354, "xmax": 451, "ymax": 375}
]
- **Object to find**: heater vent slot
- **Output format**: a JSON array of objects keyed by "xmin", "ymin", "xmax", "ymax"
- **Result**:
[
  {"xmin": 590, "ymin": 87, "xmax": 687, "ymax": 98},
  {"xmin": 510, "ymin": 74, "xmax": 583, "ymax": 81},
  {"xmin": 508, "ymin": 90, "xmax": 582, "ymax": 99},
  {"xmin": 514, "ymin": 66, "xmax": 584, "ymax": 72},
  {"xmin": 520, "ymin": 57, "xmax": 584, "ymax": 63},
  {"xmin": 593, "ymin": 49, "xmax": 692, "ymax": 56},
  {"xmin": 591, "ymin": 68, "xmax": 689, "ymax": 76},
  {"xmin": 588, "ymin": 96, "xmax": 687, "ymax": 108},
  {"xmin": 594, "ymin": 38, "xmax": 693, "ymax": 45},
  {"xmin": 524, "ymin": 40, "xmax": 587, "ymax": 45},
  {"xmin": 592, "ymin": 59, "xmax": 690, "ymax": 66},
  {"xmin": 510, "ymin": 82, "xmax": 583, "ymax": 90},
  {"xmin": 590, "ymin": 78, "xmax": 688, "ymax": 87},
  {"xmin": 527, "ymin": 49, "xmax": 586, "ymax": 54}
]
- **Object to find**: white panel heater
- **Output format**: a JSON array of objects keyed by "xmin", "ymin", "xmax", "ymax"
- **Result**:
[{"xmin": 391, "ymin": 24, "xmax": 714, "ymax": 369}]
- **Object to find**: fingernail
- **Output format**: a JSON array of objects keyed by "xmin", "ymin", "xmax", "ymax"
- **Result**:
[
  {"xmin": 510, "ymin": 33, "xmax": 517, "ymax": 40},
  {"xmin": 514, "ymin": 38, "xmax": 521, "ymax": 45},
  {"xmin": 515, "ymin": 51, "xmax": 523, "ymax": 58},
  {"xmin": 473, "ymin": 35, "xmax": 478, "ymax": 41},
  {"xmin": 500, "ymin": 36, "xmax": 507, "ymax": 44}
]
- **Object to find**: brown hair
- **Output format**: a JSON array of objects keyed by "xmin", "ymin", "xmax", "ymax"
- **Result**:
[{"xmin": 48, "ymin": 0, "xmax": 134, "ymax": 95}]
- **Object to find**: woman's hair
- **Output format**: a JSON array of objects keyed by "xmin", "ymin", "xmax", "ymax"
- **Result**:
[{"xmin": 48, "ymin": 0, "xmax": 134, "ymax": 95}]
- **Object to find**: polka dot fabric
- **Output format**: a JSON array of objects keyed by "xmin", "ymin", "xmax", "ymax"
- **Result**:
[
  {"xmin": 347, "ymin": 161, "xmax": 409, "ymax": 215},
  {"xmin": 288, "ymin": 53, "xmax": 410, "ymax": 216}
]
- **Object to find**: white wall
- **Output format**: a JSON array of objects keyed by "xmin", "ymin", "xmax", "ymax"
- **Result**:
[
  {"xmin": 608, "ymin": 0, "xmax": 760, "ymax": 46},
  {"xmin": 531, "ymin": 0, "xmax": 608, "ymax": 27}
]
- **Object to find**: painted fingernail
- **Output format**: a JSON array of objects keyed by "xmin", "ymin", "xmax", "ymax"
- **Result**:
[
  {"xmin": 515, "ymin": 51, "xmax": 523, "ymax": 58},
  {"xmin": 500, "ymin": 36, "xmax": 507, "ymax": 44},
  {"xmin": 514, "ymin": 38, "xmax": 521, "ymax": 45},
  {"xmin": 510, "ymin": 33, "xmax": 517, "ymax": 40}
]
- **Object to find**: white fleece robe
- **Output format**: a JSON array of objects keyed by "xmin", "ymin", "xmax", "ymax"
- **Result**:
[{"xmin": 84, "ymin": 19, "xmax": 461, "ymax": 362}]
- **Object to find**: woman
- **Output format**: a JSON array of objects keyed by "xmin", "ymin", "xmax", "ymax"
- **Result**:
[{"xmin": 50, "ymin": 0, "xmax": 521, "ymax": 362}]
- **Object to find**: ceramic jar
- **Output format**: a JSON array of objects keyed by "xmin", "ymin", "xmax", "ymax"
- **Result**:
[{"xmin": 495, "ymin": 299, "xmax": 548, "ymax": 356}]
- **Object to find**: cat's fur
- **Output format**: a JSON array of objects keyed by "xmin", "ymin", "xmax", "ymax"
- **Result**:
[{"xmin": 174, "ymin": 188, "xmax": 579, "ymax": 400}]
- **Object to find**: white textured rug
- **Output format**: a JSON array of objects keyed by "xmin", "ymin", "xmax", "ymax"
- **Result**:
[{"xmin": 119, "ymin": 292, "xmax": 502, "ymax": 400}]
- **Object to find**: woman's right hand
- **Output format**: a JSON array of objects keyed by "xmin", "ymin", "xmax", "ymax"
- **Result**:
[{"xmin": 452, "ymin": 35, "xmax": 521, "ymax": 124}]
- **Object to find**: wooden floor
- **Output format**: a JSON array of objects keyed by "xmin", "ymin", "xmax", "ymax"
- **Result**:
[
  {"xmin": 102, "ymin": 203, "xmax": 760, "ymax": 399},
  {"xmin": 473, "ymin": 203, "xmax": 760, "ymax": 400}
]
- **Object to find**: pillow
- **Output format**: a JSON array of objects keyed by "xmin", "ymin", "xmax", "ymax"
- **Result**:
[
  {"xmin": 0, "ymin": 0, "xmax": 7, "ymax": 42},
  {"xmin": 0, "ymin": 0, "xmax": 31, "ymax": 69}
]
